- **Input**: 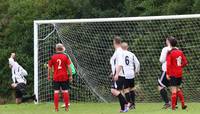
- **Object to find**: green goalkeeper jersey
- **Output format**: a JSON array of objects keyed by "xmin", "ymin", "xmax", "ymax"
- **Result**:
[{"xmin": 64, "ymin": 52, "xmax": 77, "ymax": 75}]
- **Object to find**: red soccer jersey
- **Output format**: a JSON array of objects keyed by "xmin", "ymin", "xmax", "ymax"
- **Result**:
[
  {"xmin": 48, "ymin": 53, "xmax": 71, "ymax": 81},
  {"xmin": 166, "ymin": 49, "xmax": 188, "ymax": 78}
]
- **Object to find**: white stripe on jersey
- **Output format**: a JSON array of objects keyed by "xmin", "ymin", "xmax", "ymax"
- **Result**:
[
  {"xmin": 110, "ymin": 47, "xmax": 125, "ymax": 77},
  {"xmin": 123, "ymin": 50, "xmax": 140, "ymax": 79}
]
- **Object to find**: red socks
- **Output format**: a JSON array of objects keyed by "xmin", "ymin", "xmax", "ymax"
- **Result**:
[
  {"xmin": 54, "ymin": 92, "xmax": 59, "ymax": 111},
  {"xmin": 171, "ymin": 92, "xmax": 177, "ymax": 110},
  {"xmin": 63, "ymin": 92, "xmax": 69, "ymax": 110},
  {"xmin": 177, "ymin": 90, "xmax": 185, "ymax": 108}
]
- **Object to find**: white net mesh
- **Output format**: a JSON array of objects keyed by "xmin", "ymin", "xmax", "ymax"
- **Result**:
[{"xmin": 35, "ymin": 15, "xmax": 200, "ymax": 103}]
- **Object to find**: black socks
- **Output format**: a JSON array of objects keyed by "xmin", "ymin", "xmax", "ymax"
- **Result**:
[
  {"xmin": 117, "ymin": 93, "xmax": 127, "ymax": 110},
  {"xmin": 160, "ymin": 88, "xmax": 169, "ymax": 104},
  {"xmin": 130, "ymin": 90, "xmax": 135, "ymax": 105}
]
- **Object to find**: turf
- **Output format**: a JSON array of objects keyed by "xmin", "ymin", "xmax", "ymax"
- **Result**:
[{"xmin": 0, "ymin": 103, "xmax": 200, "ymax": 114}]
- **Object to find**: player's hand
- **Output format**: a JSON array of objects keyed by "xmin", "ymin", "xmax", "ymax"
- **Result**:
[
  {"xmin": 166, "ymin": 75, "xmax": 171, "ymax": 80},
  {"xmin": 113, "ymin": 75, "xmax": 119, "ymax": 81},
  {"xmin": 10, "ymin": 53, "xmax": 15, "ymax": 58},
  {"xmin": 69, "ymin": 76, "xmax": 73, "ymax": 82}
]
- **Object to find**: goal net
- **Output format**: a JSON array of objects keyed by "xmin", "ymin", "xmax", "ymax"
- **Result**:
[{"xmin": 34, "ymin": 14, "xmax": 200, "ymax": 103}]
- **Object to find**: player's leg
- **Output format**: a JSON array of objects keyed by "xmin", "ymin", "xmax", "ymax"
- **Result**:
[
  {"xmin": 53, "ymin": 81, "xmax": 60, "ymax": 111},
  {"xmin": 124, "ymin": 80, "xmax": 131, "ymax": 106},
  {"xmin": 158, "ymin": 71, "xmax": 170, "ymax": 108},
  {"xmin": 124, "ymin": 78, "xmax": 135, "ymax": 109},
  {"xmin": 129, "ymin": 78, "xmax": 135, "ymax": 108},
  {"xmin": 61, "ymin": 81, "xmax": 70, "ymax": 111},
  {"xmin": 170, "ymin": 77, "xmax": 178, "ymax": 110},
  {"xmin": 176, "ymin": 78, "xmax": 187, "ymax": 109},
  {"xmin": 11, "ymin": 83, "xmax": 22, "ymax": 104},
  {"xmin": 111, "ymin": 77, "xmax": 128, "ymax": 112},
  {"xmin": 14, "ymin": 83, "xmax": 36, "ymax": 102}
]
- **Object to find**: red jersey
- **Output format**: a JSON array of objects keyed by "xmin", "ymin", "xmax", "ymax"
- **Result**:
[
  {"xmin": 166, "ymin": 48, "xmax": 188, "ymax": 78},
  {"xmin": 48, "ymin": 53, "xmax": 71, "ymax": 81}
]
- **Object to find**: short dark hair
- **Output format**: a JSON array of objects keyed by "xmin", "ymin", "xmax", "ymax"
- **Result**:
[
  {"xmin": 113, "ymin": 36, "xmax": 121, "ymax": 45},
  {"xmin": 167, "ymin": 36, "xmax": 177, "ymax": 47}
]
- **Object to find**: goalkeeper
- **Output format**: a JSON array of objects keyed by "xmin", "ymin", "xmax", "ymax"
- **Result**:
[{"xmin": 9, "ymin": 53, "xmax": 36, "ymax": 104}]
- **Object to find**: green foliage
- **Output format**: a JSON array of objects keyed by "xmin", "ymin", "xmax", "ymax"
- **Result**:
[{"xmin": 0, "ymin": 0, "xmax": 200, "ymax": 102}]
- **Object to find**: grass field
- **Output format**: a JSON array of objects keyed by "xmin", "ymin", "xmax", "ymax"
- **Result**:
[{"xmin": 0, "ymin": 103, "xmax": 200, "ymax": 114}]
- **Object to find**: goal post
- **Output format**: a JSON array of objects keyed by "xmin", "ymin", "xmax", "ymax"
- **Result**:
[{"xmin": 34, "ymin": 14, "xmax": 200, "ymax": 103}]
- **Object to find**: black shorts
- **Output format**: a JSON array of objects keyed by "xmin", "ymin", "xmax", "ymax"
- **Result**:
[
  {"xmin": 15, "ymin": 83, "xmax": 26, "ymax": 98},
  {"xmin": 170, "ymin": 77, "xmax": 182, "ymax": 86},
  {"xmin": 124, "ymin": 78, "xmax": 135, "ymax": 89},
  {"xmin": 158, "ymin": 71, "xmax": 170, "ymax": 88},
  {"xmin": 111, "ymin": 76, "xmax": 125, "ymax": 90},
  {"xmin": 53, "ymin": 81, "xmax": 70, "ymax": 90}
]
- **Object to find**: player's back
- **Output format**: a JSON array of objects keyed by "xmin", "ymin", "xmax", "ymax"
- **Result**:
[
  {"xmin": 167, "ymin": 49, "xmax": 188, "ymax": 77},
  {"xmin": 49, "ymin": 53, "xmax": 71, "ymax": 81},
  {"xmin": 123, "ymin": 50, "xmax": 135, "ymax": 79}
]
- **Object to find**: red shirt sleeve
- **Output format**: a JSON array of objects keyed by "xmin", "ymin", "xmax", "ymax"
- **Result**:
[
  {"xmin": 181, "ymin": 53, "xmax": 188, "ymax": 68},
  {"xmin": 166, "ymin": 54, "xmax": 171, "ymax": 76},
  {"xmin": 66, "ymin": 56, "xmax": 71, "ymax": 66}
]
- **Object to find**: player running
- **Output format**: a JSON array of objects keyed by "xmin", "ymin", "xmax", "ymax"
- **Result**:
[
  {"xmin": 158, "ymin": 38, "xmax": 172, "ymax": 109},
  {"xmin": 110, "ymin": 36, "xmax": 128, "ymax": 113},
  {"xmin": 9, "ymin": 53, "xmax": 36, "ymax": 104},
  {"xmin": 48, "ymin": 43, "xmax": 73, "ymax": 112},
  {"xmin": 121, "ymin": 42, "xmax": 140, "ymax": 109},
  {"xmin": 166, "ymin": 37, "xmax": 188, "ymax": 110}
]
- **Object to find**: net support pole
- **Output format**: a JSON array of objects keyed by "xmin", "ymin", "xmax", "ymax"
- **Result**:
[{"xmin": 34, "ymin": 22, "xmax": 39, "ymax": 104}]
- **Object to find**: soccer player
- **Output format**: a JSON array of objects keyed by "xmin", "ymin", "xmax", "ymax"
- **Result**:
[
  {"xmin": 121, "ymin": 42, "xmax": 140, "ymax": 109},
  {"xmin": 166, "ymin": 37, "xmax": 188, "ymax": 110},
  {"xmin": 158, "ymin": 38, "xmax": 172, "ymax": 108},
  {"xmin": 48, "ymin": 43, "xmax": 73, "ymax": 112},
  {"xmin": 9, "ymin": 53, "xmax": 36, "ymax": 104},
  {"xmin": 110, "ymin": 36, "xmax": 128, "ymax": 113}
]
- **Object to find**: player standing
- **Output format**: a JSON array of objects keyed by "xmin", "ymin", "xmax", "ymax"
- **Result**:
[
  {"xmin": 9, "ymin": 53, "xmax": 36, "ymax": 104},
  {"xmin": 110, "ymin": 36, "xmax": 128, "ymax": 113},
  {"xmin": 121, "ymin": 42, "xmax": 140, "ymax": 109},
  {"xmin": 166, "ymin": 37, "xmax": 188, "ymax": 110},
  {"xmin": 158, "ymin": 38, "xmax": 172, "ymax": 108},
  {"xmin": 48, "ymin": 43, "xmax": 73, "ymax": 112}
]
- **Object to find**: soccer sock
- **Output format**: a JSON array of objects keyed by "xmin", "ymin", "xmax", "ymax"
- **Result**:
[
  {"xmin": 130, "ymin": 90, "xmax": 135, "ymax": 105},
  {"xmin": 160, "ymin": 88, "xmax": 169, "ymax": 104},
  {"xmin": 62, "ymin": 92, "xmax": 69, "ymax": 110},
  {"xmin": 117, "ymin": 93, "xmax": 127, "ymax": 110},
  {"xmin": 171, "ymin": 92, "xmax": 177, "ymax": 110},
  {"xmin": 54, "ymin": 93, "xmax": 59, "ymax": 111},
  {"xmin": 125, "ymin": 92, "xmax": 131, "ymax": 103},
  {"xmin": 177, "ymin": 90, "xmax": 185, "ymax": 107}
]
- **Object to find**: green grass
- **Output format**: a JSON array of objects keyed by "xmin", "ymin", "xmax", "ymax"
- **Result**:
[{"xmin": 0, "ymin": 103, "xmax": 200, "ymax": 114}]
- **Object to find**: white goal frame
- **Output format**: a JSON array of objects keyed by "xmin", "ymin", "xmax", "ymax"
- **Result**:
[{"xmin": 34, "ymin": 14, "xmax": 200, "ymax": 103}]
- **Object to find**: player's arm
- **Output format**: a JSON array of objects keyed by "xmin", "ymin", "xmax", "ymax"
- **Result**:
[
  {"xmin": 48, "ymin": 59, "xmax": 53, "ymax": 80},
  {"xmin": 67, "ymin": 65, "xmax": 73, "ymax": 81},
  {"xmin": 166, "ymin": 54, "xmax": 171, "ymax": 80},
  {"xmin": 114, "ymin": 51, "xmax": 123, "ymax": 81},
  {"xmin": 66, "ymin": 57, "xmax": 73, "ymax": 81},
  {"xmin": 159, "ymin": 48, "xmax": 167, "ymax": 63},
  {"xmin": 134, "ymin": 54, "xmax": 140, "ymax": 74},
  {"xmin": 181, "ymin": 53, "xmax": 188, "ymax": 68}
]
